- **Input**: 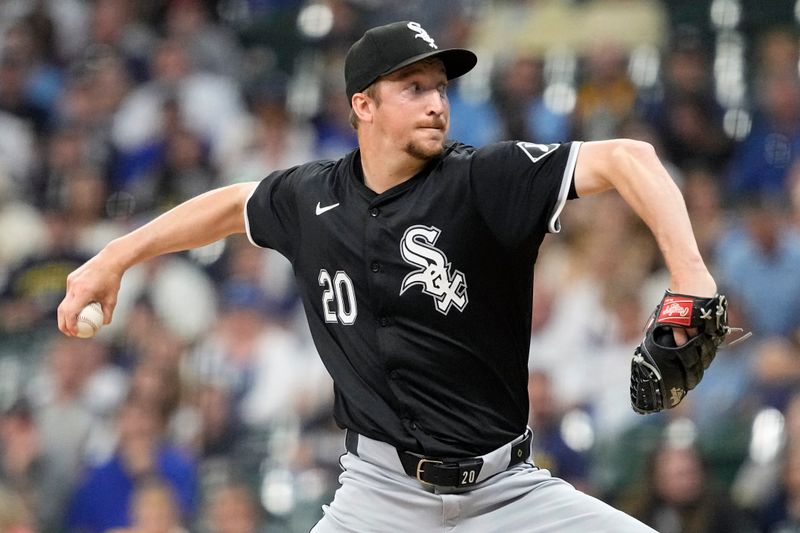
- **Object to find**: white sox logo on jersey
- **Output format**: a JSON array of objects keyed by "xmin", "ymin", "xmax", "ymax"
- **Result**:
[
  {"xmin": 407, "ymin": 22, "xmax": 438, "ymax": 49},
  {"xmin": 400, "ymin": 225, "xmax": 468, "ymax": 315}
]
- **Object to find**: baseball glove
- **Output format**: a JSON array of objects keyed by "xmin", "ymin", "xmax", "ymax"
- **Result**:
[{"xmin": 630, "ymin": 290, "xmax": 730, "ymax": 414}]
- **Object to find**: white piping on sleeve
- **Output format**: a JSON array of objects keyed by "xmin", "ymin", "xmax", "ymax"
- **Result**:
[
  {"xmin": 243, "ymin": 183, "xmax": 266, "ymax": 248},
  {"xmin": 547, "ymin": 141, "xmax": 582, "ymax": 234}
]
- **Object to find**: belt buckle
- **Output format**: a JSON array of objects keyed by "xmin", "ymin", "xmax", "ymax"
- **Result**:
[{"xmin": 415, "ymin": 458, "xmax": 443, "ymax": 484}]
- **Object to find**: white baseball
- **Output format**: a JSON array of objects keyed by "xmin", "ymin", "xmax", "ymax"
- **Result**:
[{"xmin": 76, "ymin": 302, "xmax": 104, "ymax": 338}]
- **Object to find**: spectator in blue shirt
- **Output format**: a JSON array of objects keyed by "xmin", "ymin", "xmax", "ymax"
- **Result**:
[{"xmin": 66, "ymin": 395, "xmax": 197, "ymax": 533}]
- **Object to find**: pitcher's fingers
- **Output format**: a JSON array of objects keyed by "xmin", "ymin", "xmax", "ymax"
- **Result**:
[
  {"xmin": 57, "ymin": 301, "xmax": 67, "ymax": 335},
  {"xmin": 57, "ymin": 297, "xmax": 76, "ymax": 336},
  {"xmin": 673, "ymin": 326, "xmax": 699, "ymax": 346},
  {"xmin": 99, "ymin": 296, "xmax": 116, "ymax": 325},
  {"xmin": 673, "ymin": 328, "xmax": 688, "ymax": 346}
]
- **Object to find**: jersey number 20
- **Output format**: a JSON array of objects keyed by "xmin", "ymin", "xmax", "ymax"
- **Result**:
[{"xmin": 318, "ymin": 269, "xmax": 357, "ymax": 325}]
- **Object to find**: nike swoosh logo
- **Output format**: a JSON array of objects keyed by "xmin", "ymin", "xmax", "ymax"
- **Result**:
[{"xmin": 315, "ymin": 202, "xmax": 340, "ymax": 215}]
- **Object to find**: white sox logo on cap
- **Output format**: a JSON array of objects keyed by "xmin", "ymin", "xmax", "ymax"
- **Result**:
[
  {"xmin": 344, "ymin": 20, "xmax": 475, "ymax": 101},
  {"xmin": 400, "ymin": 225, "xmax": 468, "ymax": 315},
  {"xmin": 407, "ymin": 22, "xmax": 438, "ymax": 49}
]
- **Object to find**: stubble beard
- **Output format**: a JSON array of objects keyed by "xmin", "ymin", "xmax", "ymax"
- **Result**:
[{"xmin": 404, "ymin": 138, "xmax": 446, "ymax": 161}]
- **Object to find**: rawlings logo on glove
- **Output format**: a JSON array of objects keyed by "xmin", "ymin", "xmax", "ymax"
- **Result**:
[
  {"xmin": 658, "ymin": 298, "xmax": 692, "ymax": 325},
  {"xmin": 630, "ymin": 290, "xmax": 740, "ymax": 414}
]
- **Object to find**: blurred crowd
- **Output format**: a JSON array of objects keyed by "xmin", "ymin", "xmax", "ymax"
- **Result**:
[{"xmin": 0, "ymin": 0, "xmax": 799, "ymax": 532}]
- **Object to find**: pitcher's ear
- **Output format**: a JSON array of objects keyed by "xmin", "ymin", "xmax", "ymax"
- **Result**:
[{"xmin": 352, "ymin": 90, "xmax": 377, "ymax": 124}]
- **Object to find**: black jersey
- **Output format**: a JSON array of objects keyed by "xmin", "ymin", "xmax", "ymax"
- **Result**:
[{"xmin": 245, "ymin": 140, "xmax": 581, "ymax": 457}]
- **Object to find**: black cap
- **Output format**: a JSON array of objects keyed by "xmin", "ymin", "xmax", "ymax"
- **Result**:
[{"xmin": 344, "ymin": 21, "xmax": 477, "ymax": 104}]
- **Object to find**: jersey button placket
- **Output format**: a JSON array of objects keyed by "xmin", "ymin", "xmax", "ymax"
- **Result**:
[{"xmin": 370, "ymin": 261, "xmax": 381, "ymax": 273}]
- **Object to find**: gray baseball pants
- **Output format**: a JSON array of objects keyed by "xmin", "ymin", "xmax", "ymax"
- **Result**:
[{"xmin": 311, "ymin": 431, "xmax": 656, "ymax": 533}]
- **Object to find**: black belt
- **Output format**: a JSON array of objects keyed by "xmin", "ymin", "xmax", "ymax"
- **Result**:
[{"xmin": 345, "ymin": 430, "xmax": 532, "ymax": 488}]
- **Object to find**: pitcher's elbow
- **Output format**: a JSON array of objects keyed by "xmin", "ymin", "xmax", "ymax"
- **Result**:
[{"xmin": 610, "ymin": 139, "xmax": 656, "ymax": 162}]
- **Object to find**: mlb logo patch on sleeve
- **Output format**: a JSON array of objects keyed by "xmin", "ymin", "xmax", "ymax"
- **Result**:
[{"xmin": 515, "ymin": 142, "xmax": 559, "ymax": 164}]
